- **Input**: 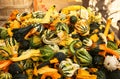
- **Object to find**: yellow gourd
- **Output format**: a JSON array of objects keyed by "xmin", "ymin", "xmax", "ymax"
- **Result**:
[
  {"xmin": 107, "ymin": 32, "xmax": 114, "ymax": 41},
  {"xmin": 76, "ymin": 69, "xmax": 97, "ymax": 79},
  {"xmin": 90, "ymin": 34, "xmax": 99, "ymax": 43},
  {"xmin": 104, "ymin": 18, "xmax": 112, "ymax": 36}
]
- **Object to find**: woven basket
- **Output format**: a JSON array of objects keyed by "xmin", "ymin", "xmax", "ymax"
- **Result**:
[{"xmin": 0, "ymin": 0, "xmax": 33, "ymax": 21}]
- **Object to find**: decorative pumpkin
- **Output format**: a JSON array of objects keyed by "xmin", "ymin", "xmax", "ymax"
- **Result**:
[
  {"xmin": 75, "ymin": 21, "xmax": 90, "ymax": 36},
  {"xmin": 76, "ymin": 48, "xmax": 92, "ymax": 66},
  {"xmin": 83, "ymin": 38, "xmax": 93, "ymax": 47},
  {"xmin": 69, "ymin": 40, "xmax": 82, "ymax": 54},
  {"xmin": 42, "ymin": 30, "xmax": 60, "ymax": 45},
  {"xmin": 103, "ymin": 55, "xmax": 120, "ymax": 71},
  {"xmin": 59, "ymin": 58, "xmax": 79, "ymax": 77},
  {"xmin": 0, "ymin": 72, "xmax": 12, "ymax": 79},
  {"xmin": 29, "ymin": 35, "xmax": 42, "ymax": 48}
]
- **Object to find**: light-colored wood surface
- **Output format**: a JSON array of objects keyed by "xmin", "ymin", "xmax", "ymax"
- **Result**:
[{"xmin": 0, "ymin": 0, "xmax": 33, "ymax": 21}]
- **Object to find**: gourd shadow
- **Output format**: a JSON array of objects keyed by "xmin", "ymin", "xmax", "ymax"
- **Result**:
[
  {"xmin": 82, "ymin": 0, "xmax": 115, "ymax": 19},
  {"xmin": 82, "ymin": 0, "xmax": 120, "ymax": 39},
  {"xmin": 95, "ymin": 0, "xmax": 108, "ymax": 19}
]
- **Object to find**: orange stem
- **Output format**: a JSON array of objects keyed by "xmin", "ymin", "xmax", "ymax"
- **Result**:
[{"xmin": 99, "ymin": 44, "xmax": 120, "ymax": 58}]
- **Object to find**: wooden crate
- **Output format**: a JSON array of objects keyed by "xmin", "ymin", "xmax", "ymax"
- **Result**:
[{"xmin": 0, "ymin": 0, "xmax": 33, "ymax": 20}]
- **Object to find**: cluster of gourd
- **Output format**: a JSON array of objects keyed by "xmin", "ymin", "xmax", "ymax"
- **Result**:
[{"xmin": 0, "ymin": 5, "xmax": 120, "ymax": 79}]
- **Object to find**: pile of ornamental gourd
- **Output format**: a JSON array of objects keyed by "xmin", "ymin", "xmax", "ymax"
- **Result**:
[{"xmin": 0, "ymin": 5, "xmax": 120, "ymax": 79}]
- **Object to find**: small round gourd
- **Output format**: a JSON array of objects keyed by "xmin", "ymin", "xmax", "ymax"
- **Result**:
[
  {"xmin": 0, "ymin": 72, "xmax": 12, "ymax": 79},
  {"xmin": 83, "ymin": 38, "xmax": 93, "ymax": 47},
  {"xmin": 75, "ymin": 21, "xmax": 90, "ymax": 36},
  {"xmin": 59, "ymin": 58, "xmax": 79, "ymax": 77}
]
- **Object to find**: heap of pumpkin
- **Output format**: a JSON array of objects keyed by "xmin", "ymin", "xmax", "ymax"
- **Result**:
[{"xmin": 0, "ymin": 5, "xmax": 120, "ymax": 79}]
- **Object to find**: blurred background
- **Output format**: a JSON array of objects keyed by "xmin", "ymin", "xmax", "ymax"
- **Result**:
[{"xmin": 0, "ymin": 0, "xmax": 120, "ymax": 38}]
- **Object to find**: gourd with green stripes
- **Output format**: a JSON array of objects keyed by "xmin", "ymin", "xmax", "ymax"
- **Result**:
[
  {"xmin": 7, "ymin": 37, "xmax": 17, "ymax": 46},
  {"xmin": 75, "ymin": 21, "xmax": 90, "ymax": 36},
  {"xmin": 0, "ymin": 72, "xmax": 12, "ymax": 79}
]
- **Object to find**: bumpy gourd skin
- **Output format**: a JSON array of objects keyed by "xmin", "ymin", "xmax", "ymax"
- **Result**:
[
  {"xmin": 103, "ymin": 55, "xmax": 120, "ymax": 71},
  {"xmin": 59, "ymin": 58, "xmax": 79, "ymax": 77}
]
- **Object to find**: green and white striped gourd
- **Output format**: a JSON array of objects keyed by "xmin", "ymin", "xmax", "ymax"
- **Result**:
[
  {"xmin": 83, "ymin": 38, "xmax": 93, "ymax": 47},
  {"xmin": 75, "ymin": 21, "xmax": 90, "ymax": 36},
  {"xmin": 59, "ymin": 58, "xmax": 79, "ymax": 77}
]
